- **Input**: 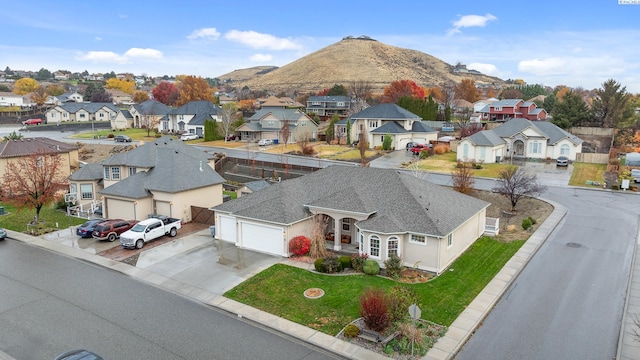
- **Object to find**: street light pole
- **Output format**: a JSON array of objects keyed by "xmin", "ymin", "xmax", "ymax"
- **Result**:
[{"xmin": 92, "ymin": 117, "xmax": 95, "ymax": 139}]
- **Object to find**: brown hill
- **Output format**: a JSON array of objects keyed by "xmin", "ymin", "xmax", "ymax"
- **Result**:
[{"xmin": 217, "ymin": 37, "xmax": 503, "ymax": 94}]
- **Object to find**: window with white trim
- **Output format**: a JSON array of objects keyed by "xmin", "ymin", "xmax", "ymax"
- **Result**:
[
  {"xmin": 342, "ymin": 218, "xmax": 350, "ymax": 232},
  {"xmin": 388, "ymin": 237, "xmax": 399, "ymax": 258},
  {"xmin": 369, "ymin": 235, "xmax": 380, "ymax": 258},
  {"xmin": 447, "ymin": 233, "xmax": 453, "ymax": 247},
  {"xmin": 128, "ymin": 167, "xmax": 136, "ymax": 176},
  {"xmin": 70, "ymin": 183, "xmax": 77, "ymax": 195},
  {"xmin": 410, "ymin": 234, "xmax": 426, "ymax": 245},
  {"xmin": 529, "ymin": 141, "xmax": 541, "ymax": 154},
  {"xmin": 494, "ymin": 106, "xmax": 502, "ymax": 111},
  {"xmin": 359, "ymin": 233, "xmax": 364, "ymax": 253},
  {"xmin": 560, "ymin": 144, "xmax": 570, "ymax": 155},
  {"xmin": 103, "ymin": 166, "xmax": 110, "ymax": 180},
  {"xmin": 369, "ymin": 120, "xmax": 378, "ymax": 128},
  {"xmin": 80, "ymin": 184, "xmax": 93, "ymax": 200},
  {"xmin": 111, "ymin": 167, "xmax": 120, "ymax": 180}
]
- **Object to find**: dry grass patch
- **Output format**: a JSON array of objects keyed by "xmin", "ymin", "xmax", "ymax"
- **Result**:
[
  {"xmin": 569, "ymin": 162, "xmax": 607, "ymax": 186},
  {"xmin": 200, "ymin": 140, "xmax": 247, "ymax": 148}
]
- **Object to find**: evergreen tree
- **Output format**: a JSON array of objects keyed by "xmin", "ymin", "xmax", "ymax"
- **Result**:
[{"xmin": 550, "ymin": 90, "xmax": 591, "ymax": 129}]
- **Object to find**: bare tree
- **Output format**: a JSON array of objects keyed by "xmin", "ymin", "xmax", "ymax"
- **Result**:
[
  {"xmin": 358, "ymin": 132, "xmax": 369, "ymax": 166},
  {"xmin": 219, "ymin": 103, "xmax": 238, "ymax": 141},
  {"xmin": 280, "ymin": 122, "xmax": 291, "ymax": 147},
  {"xmin": 308, "ymin": 214, "xmax": 329, "ymax": 259},
  {"xmin": 451, "ymin": 161, "xmax": 475, "ymax": 194},
  {"xmin": 2, "ymin": 149, "xmax": 68, "ymax": 223},
  {"xmin": 492, "ymin": 166, "xmax": 546, "ymax": 212},
  {"xmin": 348, "ymin": 80, "xmax": 373, "ymax": 115}
]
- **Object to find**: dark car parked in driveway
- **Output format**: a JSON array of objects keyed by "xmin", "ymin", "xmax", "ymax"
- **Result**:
[
  {"xmin": 556, "ymin": 156, "xmax": 569, "ymax": 167},
  {"xmin": 76, "ymin": 218, "xmax": 106, "ymax": 238}
]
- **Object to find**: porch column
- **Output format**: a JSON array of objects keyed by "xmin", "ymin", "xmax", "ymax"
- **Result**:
[{"xmin": 333, "ymin": 217, "xmax": 342, "ymax": 251}]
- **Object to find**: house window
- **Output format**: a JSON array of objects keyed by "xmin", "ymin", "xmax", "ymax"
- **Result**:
[
  {"xmin": 80, "ymin": 113, "xmax": 86, "ymax": 119},
  {"xmin": 99, "ymin": 112, "xmax": 104, "ymax": 118},
  {"xmin": 369, "ymin": 235, "xmax": 380, "ymax": 258},
  {"xmin": 463, "ymin": 144, "xmax": 469, "ymax": 158},
  {"xmin": 560, "ymin": 144, "xmax": 570, "ymax": 155},
  {"xmin": 359, "ymin": 233, "xmax": 364, "ymax": 254},
  {"xmin": 342, "ymin": 218, "xmax": 350, "ymax": 232},
  {"xmin": 369, "ymin": 120, "xmax": 378, "ymax": 128},
  {"xmin": 267, "ymin": 120, "xmax": 275, "ymax": 127},
  {"xmin": 312, "ymin": 101, "xmax": 321, "ymax": 106},
  {"xmin": 337, "ymin": 102, "xmax": 344, "ymax": 107},
  {"xmin": 359, "ymin": 124, "xmax": 363, "ymax": 131},
  {"xmin": 447, "ymin": 233, "xmax": 453, "ymax": 247},
  {"xmin": 529, "ymin": 141, "xmax": 541, "ymax": 154},
  {"xmin": 63, "ymin": 113, "xmax": 67, "ymax": 118},
  {"xmin": 103, "ymin": 166, "xmax": 110, "ymax": 180},
  {"xmin": 410, "ymin": 234, "xmax": 426, "ymax": 245},
  {"xmin": 80, "ymin": 184, "xmax": 93, "ymax": 200},
  {"xmin": 494, "ymin": 106, "xmax": 502, "ymax": 111},
  {"xmin": 388, "ymin": 237, "xmax": 399, "ymax": 258},
  {"xmin": 111, "ymin": 167, "xmax": 120, "ymax": 180},
  {"xmin": 70, "ymin": 183, "xmax": 77, "ymax": 195},
  {"xmin": 128, "ymin": 167, "xmax": 136, "ymax": 176},
  {"xmin": 480, "ymin": 147, "xmax": 486, "ymax": 159}
]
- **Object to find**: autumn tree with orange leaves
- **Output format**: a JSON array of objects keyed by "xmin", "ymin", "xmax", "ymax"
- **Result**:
[
  {"xmin": 176, "ymin": 76, "xmax": 214, "ymax": 106},
  {"xmin": 152, "ymin": 82, "xmax": 179, "ymax": 106},
  {"xmin": 2, "ymin": 149, "xmax": 68, "ymax": 223},
  {"xmin": 382, "ymin": 80, "xmax": 425, "ymax": 103},
  {"xmin": 454, "ymin": 79, "xmax": 480, "ymax": 102}
]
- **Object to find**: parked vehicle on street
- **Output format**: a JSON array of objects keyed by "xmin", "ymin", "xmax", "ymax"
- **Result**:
[
  {"xmin": 92, "ymin": 219, "xmax": 138, "ymax": 242},
  {"xmin": 556, "ymin": 156, "xmax": 569, "ymax": 167},
  {"xmin": 76, "ymin": 218, "xmax": 107, "ymax": 238},
  {"xmin": 54, "ymin": 349, "xmax": 104, "ymax": 360},
  {"xmin": 0, "ymin": 227, "xmax": 6, "ymax": 240},
  {"xmin": 114, "ymin": 134, "xmax": 132, "ymax": 142},
  {"xmin": 180, "ymin": 133, "xmax": 198, "ymax": 141},
  {"xmin": 258, "ymin": 139, "xmax": 273, "ymax": 146},
  {"xmin": 631, "ymin": 169, "xmax": 640, "ymax": 183},
  {"xmin": 120, "ymin": 215, "xmax": 182, "ymax": 249},
  {"xmin": 22, "ymin": 118, "xmax": 43, "ymax": 125}
]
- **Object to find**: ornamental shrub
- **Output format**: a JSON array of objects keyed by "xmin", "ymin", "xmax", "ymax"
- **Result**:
[
  {"xmin": 359, "ymin": 288, "xmax": 390, "ymax": 332},
  {"xmin": 419, "ymin": 149, "xmax": 429, "ymax": 159},
  {"xmin": 323, "ymin": 255, "xmax": 341, "ymax": 274},
  {"xmin": 352, "ymin": 253, "xmax": 369, "ymax": 272},
  {"xmin": 528, "ymin": 216, "xmax": 537, "ymax": 225},
  {"xmin": 522, "ymin": 217, "xmax": 532, "ymax": 230},
  {"xmin": 387, "ymin": 286, "xmax": 419, "ymax": 323},
  {"xmin": 434, "ymin": 144, "xmax": 450, "ymax": 154},
  {"xmin": 363, "ymin": 259, "xmax": 380, "ymax": 275},
  {"xmin": 338, "ymin": 255, "xmax": 352, "ymax": 269},
  {"xmin": 383, "ymin": 254, "xmax": 403, "ymax": 279},
  {"xmin": 314, "ymin": 258, "xmax": 326, "ymax": 273},
  {"xmin": 289, "ymin": 235, "xmax": 311, "ymax": 256},
  {"xmin": 343, "ymin": 324, "xmax": 360, "ymax": 338}
]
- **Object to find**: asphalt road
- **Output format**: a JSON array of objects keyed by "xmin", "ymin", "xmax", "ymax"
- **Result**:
[
  {"xmin": 454, "ymin": 185, "xmax": 639, "ymax": 359},
  {"xmin": 0, "ymin": 240, "xmax": 342, "ymax": 360}
]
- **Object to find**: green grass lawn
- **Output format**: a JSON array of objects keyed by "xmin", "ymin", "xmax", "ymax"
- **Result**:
[
  {"xmin": 0, "ymin": 202, "xmax": 86, "ymax": 232},
  {"xmin": 225, "ymin": 236, "xmax": 524, "ymax": 335},
  {"xmin": 71, "ymin": 127, "xmax": 168, "ymax": 141},
  {"xmin": 569, "ymin": 163, "xmax": 607, "ymax": 186}
]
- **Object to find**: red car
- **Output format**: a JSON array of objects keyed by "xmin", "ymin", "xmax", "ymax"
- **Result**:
[
  {"xmin": 92, "ymin": 219, "xmax": 138, "ymax": 242},
  {"xmin": 22, "ymin": 118, "xmax": 43, "ymax": 125},
  {"xmin": 410, "ymin": 143, "xmax": 433, "ymax": 155}
]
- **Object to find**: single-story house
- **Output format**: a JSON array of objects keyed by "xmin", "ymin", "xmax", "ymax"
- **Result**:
[
  {"xmin": 212, "ymin": 165, "xmax": 489, "ymax": 274},
  {"xmin": 457, "ymin": 118, "xmax": 583, "ymax": 163},
  {"xmin": 236, "ymin": 179, "xmax": 271, "ymax": 197},
  {"xmin": 45, "ymin": 103, "xmax": 120, "ymax": 124}
]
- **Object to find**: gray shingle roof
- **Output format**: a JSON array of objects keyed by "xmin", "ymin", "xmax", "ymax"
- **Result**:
[
  {"xmin": 133, "ymin": 99, "xmax": 171, "ymax": 115},
  {"xmin": 350, "ymin": 103, "xmax": 421, "ymax": 120},
  {"xmin": 69, "ymin": 162, "xmax": 103, "ymax": 181},
  {"xmin": 245, "ymin": 180, "xmax": 271, "ymax": 192},
  {"xmin": 492, "ymin": 118, "xmax": 582, "ymax": 145},
  {"xmin": 370, "ymin": 121, "xmax": 407, "ymax": 134},
  {"xmin": 52, "ymin": 102, "xmax": 120, "ymax": 113},
  {"xmin": 101, "ymin": 136, "xmax": 213, "ymax": 167},
  {"xmin": 411, "ymin": 121, "xmax": 437, "ymax": 133},
  {"xmin": 490, "ymin": 99, "xmax": 523, "ymax": 107},
  {"xmin": 247, "ymin": 108, "xmax": 306, "ymax": 122},
  {"xmin": 465, "ymin": 130, "xmax": 506, "ymax": 146},
  {"xmin": 168, "ymin": 100, "xmax": 220, "ymax": 126},
  {"xmin": 213, "ymin": 166, "xmax": 488, "ymax": 237},
  {"xmin": 0, "ymin": 137, "xmax": 78, "ymax": 158}
]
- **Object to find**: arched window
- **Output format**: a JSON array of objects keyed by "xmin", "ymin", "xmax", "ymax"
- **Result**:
[
  {"xmin": 560, "ymin": 144, "xmax": 570, "ymax": 155},
  {"xmin": 387, "ymin": 237, "xmax": 399, "ymax": 258},
  {"xmin": 369, "ymin": 235, "xmax": 380, "ymax": 258}
]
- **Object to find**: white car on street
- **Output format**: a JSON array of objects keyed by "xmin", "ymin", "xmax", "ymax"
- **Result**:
[
  {"xmin": 258, "ymin": 139, "xmax": 273, "ymax": 146},
  {"xmin": 180, "ymin": 133, "xmax": 198, "ymax": 141}
]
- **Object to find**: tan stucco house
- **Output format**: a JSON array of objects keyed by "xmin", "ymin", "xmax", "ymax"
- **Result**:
[
  {"xmin": 0, "ymin": 137, "xmax": 79, "ymax": 180},
  {"xmin": 212, "ymin": 165, "xmax": 489, "ymax": 274}
]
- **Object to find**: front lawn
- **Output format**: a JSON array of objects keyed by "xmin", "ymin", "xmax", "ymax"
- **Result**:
[
  {"xmin": 0, "ymin": 202, "xmax": 86, "ymax": 232},
  {"xmin": 71, "ymin": 128, "xmax": 165, "ymax": 141},
  {"xmin": 569, "ymin": 162, "xmax": 607, "ymax": 186},
  {"xmin": 225, "ymin": 236, "xmax": 524, "ymax": 335},
  {"xmin": 409, "ymin": 152, "xmax": 515, "ymax": 178}
]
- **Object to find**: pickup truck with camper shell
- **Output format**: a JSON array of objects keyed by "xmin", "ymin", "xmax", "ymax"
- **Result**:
[{"xmin": 119, "ymin": 216, "xmax": 182, "ymax": 249}]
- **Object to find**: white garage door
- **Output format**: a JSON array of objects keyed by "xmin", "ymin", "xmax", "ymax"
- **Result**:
[
  {"xmin": 240, "ymin": 221, "xmax": 283, "ymax": 256},
  {"xmin": 218, "ymin": 215, "xmax": 237, "ymax": 243},
  {"xmin": 154, "ymin": 201, "xmax": 171, "ymax": 217},
  {"xmin": 106, "ymin": 198, "xmax": 134, "ymax": 219}
]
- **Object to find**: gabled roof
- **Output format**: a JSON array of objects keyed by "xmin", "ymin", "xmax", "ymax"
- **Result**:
[
  {"xmin": 121, "ymin": 110, "xmax": 133, "ymax": 119},
  {"xmin": 533, "ymin": 121, "xmax": 583, "ymax": 145},
  {"xmin": 168, "ymin": 100, "xmax": 220, "ymax": 126},
  {"xmin": 492, "ymin": 118, "xmax": 546, "ymax": 139},
  {"xmin": 411, "ymin": 121, "xmax": 437, "ymax": 133},
  {"xmin": 244, "ymin": 180, "xmax": 271, "ymax": 192},
  {"xmin": 260, "ymin": 96, "xmax": 304, "ymax": 108},
  {"xmin": 0, "ymin": 137, "xmax": 78, "ymax": 158},
  {"xmin": 50, "ymin": 102, "xmax": 120, "ymax": 113},
  {"xmin": 350, "ymin": 103, "xmax": 421, "ymax": 120},
  {"xmin": 101, "ymin": 136, "xmax": 213, "ymax": 167},
  {"xmin": 247, "ymin": 108, "xmax": 311, "ymax": 122},
  {"xmin": 489, "ymin": 99, "xmax": 523, "ymax": 108},
  {"xmin": 133, "ymin": 99, "xmax": 171, "ymax": 115},
  {"xmin": 370, "ymin": 121, "xmax": 406, "ymax": 134},
  {"xmin": 493, "ymin": 118, "xmax": 582, "ymax": 145},
  {"xmin": 463, "ymin": 130, "xmax": 506, "ymax": 146},
  {"xmin": 307, "ymin": 96, "xmax": 351, "ymax": 102},
  {"xmin": 213, "ymin": 166, "xmax": 489, "ymax": 237},
  {"xmin": 69, "ymin": 162, "xmax": 103, "ymax": 181}
]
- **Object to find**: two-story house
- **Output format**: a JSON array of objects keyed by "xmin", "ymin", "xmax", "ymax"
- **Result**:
[
  {"xmin": 0, "ymin": 92, "xmax": 27, "ymax": 107},
  {"xmin": 0, "ymin": 137, "xmax": 79, "ymax": 180},
  {"xmin": 478, "ymin": 99, "xmax": 548, "ymax": 121},
  {"xmin": 160, "ymin": 100, "xmax": 221, "ymax": 137},
  {"xmin": 306, "ymin": 96, "xmax": 352, "ymax": 121},
  {"xmin": 236, "ymin": 107, "xmax": 318, "ymax": 143},
  {"xmin": 45, "ymin": 103, "xmax": 120, "ymax": 124},
  {"xmin": 106, "ymin": 89, "xmax": 134, "ymax": 106},
  {"xmin": 336, "ymin": 103, "xmax": 438, "ymax": 149},
  {"xmin": 55, "ymin": 92, "xmax": 84, "ymax": 104},
  {"xmin": 126, "ymin": 99, "xmax": 172, "ymax": 129},
  {"xmin": 69, "ymin": 136, "xmax": 225, "ymax": 221}
]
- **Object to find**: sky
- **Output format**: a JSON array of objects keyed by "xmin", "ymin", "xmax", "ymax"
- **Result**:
[{"xmin": 2, "ymin": 1, "xmax": 640, "ymax": 93}]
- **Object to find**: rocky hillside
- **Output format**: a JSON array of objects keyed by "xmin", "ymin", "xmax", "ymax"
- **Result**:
[{"xmin": 217, "ymin": 37, "xmax": 503, "ymax": 94}]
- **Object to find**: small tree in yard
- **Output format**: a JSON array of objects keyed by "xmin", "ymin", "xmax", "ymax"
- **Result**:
[
  {"xmin": 492, "ymin": 166, "xmax": 546, "ymax": 212},
  {"xmin": 359, "ymin": 288, "xmax": 390, "ymax": 333},
  {"xmin": 452, "ymin": 160, "xmax": 475, "ymax": 194},
  {"xmin": 308, "ymin": 215, "xmax": 329, "ymax": 259},
  {"xmin": 2, "ymin": 149, "xmax": 68, "ymax": 223},
  {"xmin": 358, "ymin": 132, "xmax": 369, "ymax": 166},
  {"xmin": 382, "ymin": 133, "xmax": 392, "ymax": 150}
]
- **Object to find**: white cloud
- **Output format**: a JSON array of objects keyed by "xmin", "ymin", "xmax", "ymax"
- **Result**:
[
  {"xmin": 124, "ymin": 48, "xmax": 163, "ymax": 59},
  {"xmin": 250, "ymin": 53, "xmax": 272, "ymax": 62},
  {"xmin": 94, "ymin": 37, "xmax": 102, "ymax": 41},
  {"xmin": 187, "ymin": 28, "xmax": 221, "ymax": 41},
  {"xmin": 78, "ymin": 51, "xmax": 127, "ymax": 63},
  {"xmin": 468, "ymin": 63, "xmax": 499, "ymax": 76},
  {"xmin": 225, "ymin": 30, "xmax": 302, "ymax": 50},
  {"xmin": 448, "ymin": 13, "xmax": 497, "ymax": 35},
  {"xmin": 518, "ymin": 58, "xmax": 568, "ymax": 76}
]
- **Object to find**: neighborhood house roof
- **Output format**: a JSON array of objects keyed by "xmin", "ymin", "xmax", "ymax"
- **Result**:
[
  {"xmin": 52, "ymin": 102, "xmax": 120, "ymax": 113},
  {"xmin": 0, "ymin": 137, "xmax": 78, "ymax": 158},
  {"xmin": 350, "ymin": 103, "xmax": 421, "ymax": 120},
  {"xmin": 493, "ymin": 118, "xmax": 582, "ymax": 145},
  {"xmin": 133, "ymin": 99, "xmax": 171, "ymax": 115},
  {"xmin": 464, "ymin": 130, "xmax": 506, "ymax": 146},
  {"xmin": 168, "ymin": 100, "xmax": 220, "ymax": 126},
  {"xmin": 213, "ymin": 165, "xmax": 489, "ymax": 237},
  {"xmin": 69, "ymin": 162, "xmax": 104, "ymax": 181}
]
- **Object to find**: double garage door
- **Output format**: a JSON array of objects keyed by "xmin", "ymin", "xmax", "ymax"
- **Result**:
[{"xmin": 218, "ymin": 215, "xmax": 284, "ymax": 256}]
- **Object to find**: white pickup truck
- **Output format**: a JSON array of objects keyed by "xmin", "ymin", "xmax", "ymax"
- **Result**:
[{"xmin": 120, "ymin": 216, "xmax": 182, "ymax": 249}]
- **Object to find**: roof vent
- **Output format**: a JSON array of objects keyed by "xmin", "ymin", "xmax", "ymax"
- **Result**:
[{"xmin": 199, "ymin": 161, "xmax": 203, "ymax": 171}]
